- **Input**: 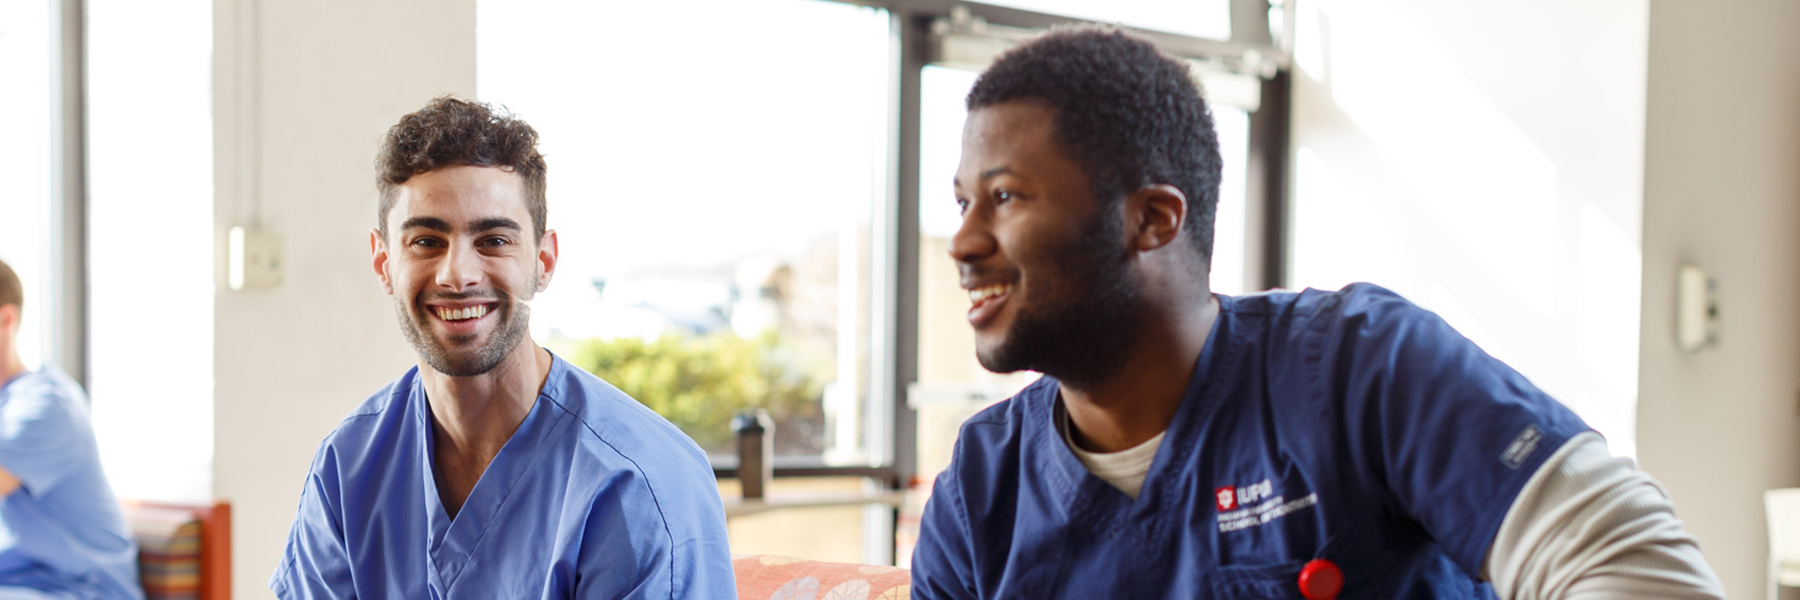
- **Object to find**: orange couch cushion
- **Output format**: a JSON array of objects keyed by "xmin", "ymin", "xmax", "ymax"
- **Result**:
[{"xmin": 733, "ymin": 555, "xmax": 910, "ymax": 599}]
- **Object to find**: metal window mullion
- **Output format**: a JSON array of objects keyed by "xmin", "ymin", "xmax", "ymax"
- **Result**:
[
  {"xmin": 1244, "ymin": 71, "xmax": 1291, "ymax": 291},
  {"xmin": 48, "ymin": 0, "xmax": 88, "ymax": 387},
  {"xmin": 888, "ymin": 6, "xmax": 927, "ymax": 489}
]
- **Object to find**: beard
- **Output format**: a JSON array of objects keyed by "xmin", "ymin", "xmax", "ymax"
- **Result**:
[
  {"xmin": 394, "ymin": 289, "xmax": 532, "ymax": 377},
  {"xmin": 975, "ymin": 208, "xmax": 1145, "ymax": 388}
]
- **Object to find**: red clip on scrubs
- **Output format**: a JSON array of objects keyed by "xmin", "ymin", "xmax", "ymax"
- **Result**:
[{"xmin": 1298, "ymin": 559, "xmax": 1342, "ymax": 600}]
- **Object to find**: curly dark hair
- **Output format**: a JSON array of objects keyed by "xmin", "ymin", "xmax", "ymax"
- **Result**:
[
  {"xmin": 376, "ymin": 96, "xmax": 548, "ymax": 241},
  {"xmin": 0, "ymin": 257, "xmax": 20, "ymax": 312},
  {"xmin": 967, "ymin": 27, "xmax": 1222, "ymax": 262}
]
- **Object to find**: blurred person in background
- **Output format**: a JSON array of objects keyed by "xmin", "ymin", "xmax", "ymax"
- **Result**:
[
  {"xmin": 911, "ymin": 28, "xmax": 1723, "ymax": 599},
  {"xmin": 0, "ymin": 257, "xmax": 141, "ymax": 600},
  {"xmin": 270, "ymin": 97, "xmax": 734, "ymax": 599}
]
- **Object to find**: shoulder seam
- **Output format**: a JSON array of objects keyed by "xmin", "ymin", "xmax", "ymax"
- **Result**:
[{"xmin": 569, "ymin": 416, "xmax": 680, "ymax": 598}]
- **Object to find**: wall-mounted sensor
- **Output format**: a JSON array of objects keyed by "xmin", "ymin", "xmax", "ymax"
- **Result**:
[
  {"xmin": 228, "ymin": 226, "xmax": 283, "ymax": 291},
  {"xmin": 1675, "ymin": 264, "xmax": 1718, "ymax": 352}
]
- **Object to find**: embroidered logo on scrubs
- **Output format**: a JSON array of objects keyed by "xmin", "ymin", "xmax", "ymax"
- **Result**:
[
  {"xmin": 1214, "ymin": 486, "xmax": 1238, "ymax": 511},
  {"xmin": 1215, "ymin": 479, "xmax": 1318, "ymax": 533},
  {"xmin": 1501, "ymin": 424, "xmax": 1543, "ymax": 470}
]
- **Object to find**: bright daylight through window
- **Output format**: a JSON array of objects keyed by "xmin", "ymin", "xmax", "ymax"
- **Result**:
[
  {"xmin": 478, "ymin": 0, "xmax": 893, "ymax": 467},
  {"xmin": 0, "ymin": 0, "xmax": 54, "ymax": 375}
]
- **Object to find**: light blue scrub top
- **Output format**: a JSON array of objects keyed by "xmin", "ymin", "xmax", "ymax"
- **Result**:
[
  {"xmin": 271, "ymin": 355, "xmax": 736, "ymax": 599},
  {"xmin": 0, "ymin": 367, "xmax": 141, "ymax": 600}
]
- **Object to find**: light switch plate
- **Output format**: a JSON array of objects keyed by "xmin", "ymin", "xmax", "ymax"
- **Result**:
[
  {"xmin": 228, "ymin": 226, "xmax": 283, "ymax": 291},
  {"xmin": 1675, "ymin": 264, "xmax": 1716, "ymax": 352}
]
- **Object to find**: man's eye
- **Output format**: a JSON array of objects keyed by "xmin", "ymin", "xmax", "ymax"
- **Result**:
[
  {"xmin": 481, "ymin": 237, "xmax": 512, "ymax": 248},
  {"xmin": 955, "ymin": 198, "xmax": 970, "ymax": 215},
  {"xmin": 994, "ymin": 189, "xmax": 1016, "ymax": 202},
  {"xmin": 411, "ymin": 237, "xmax": 444, "ymax": 248}
]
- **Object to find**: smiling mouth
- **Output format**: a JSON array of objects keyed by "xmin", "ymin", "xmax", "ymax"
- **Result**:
[
  {"xmin": 433, "ymin": 304, "xmax": 491, "ymax": 321},
  {"xmin": 968, "ymin": 283, "xmax": 1014, "ymax": 308}
]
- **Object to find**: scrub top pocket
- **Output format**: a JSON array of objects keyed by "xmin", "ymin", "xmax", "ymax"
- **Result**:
[{"xmin": 1206, "ymin": 560, "xmax": 1306, "ymax": 600}]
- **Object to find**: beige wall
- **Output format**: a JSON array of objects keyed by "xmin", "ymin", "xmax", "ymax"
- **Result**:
[
  {"xmin": 210, "ymin": 0, "xmax": 474, "ymax": 597},
  {"xmin": 1637, "ymin": 1, "xmax": 1800, "ymax": 597}
]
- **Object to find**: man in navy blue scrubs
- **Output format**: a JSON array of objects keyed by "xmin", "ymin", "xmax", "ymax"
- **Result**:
[
  {"xmin": 912, "ymin": 28, "xmax": 1724, "ymax": 599},
  {"xmin": 271, "ymin": 97, "xmax": 735, "ymax": 599}
]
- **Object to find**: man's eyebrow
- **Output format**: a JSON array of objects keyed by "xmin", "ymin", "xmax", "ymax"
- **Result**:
[
  {"xmin": 469, "ymin": 217, "xmax": 523, "ymax": 234},
  {"xmin": 400, "ymin": 217, "xmax": 452, "ymax": 232},
  {"xmin": 953, "ymin": 166, "xmax": 1014, "ymax": 189}
]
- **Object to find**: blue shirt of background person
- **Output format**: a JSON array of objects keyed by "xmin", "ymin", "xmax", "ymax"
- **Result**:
[
  {"xmin": 270, "ymin": 97, "xmax": 734, "ymax": 599},
  {"xmin": 0, "ymin": 258, "xmax": 141, "ymax": 600},
  {"xmin": 912, "ymin": 27, "xmax": 1721, "ymax": 599}
]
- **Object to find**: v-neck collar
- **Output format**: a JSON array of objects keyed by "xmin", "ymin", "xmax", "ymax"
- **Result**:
[
  {"xmin": 1035, "ymin": 295, "xmax": 1238, "ymax": 523},
  {"xmin": 416, "ymin": 356, "xmax": 574, "ymax": 592}
]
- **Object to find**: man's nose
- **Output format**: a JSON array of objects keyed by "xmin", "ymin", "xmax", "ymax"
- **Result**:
[
  {"xmin": 948, "ymin": 208, "xmax": 996, "ymax": 265},
  {"xmin": 436, "ymin": 244, "xmax": 482, "ymax": 290}
]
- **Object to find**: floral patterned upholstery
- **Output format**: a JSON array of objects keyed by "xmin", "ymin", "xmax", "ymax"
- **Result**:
[{"xmin": 733, "ymin": 555, "xmax": 911, "ymax": 600}]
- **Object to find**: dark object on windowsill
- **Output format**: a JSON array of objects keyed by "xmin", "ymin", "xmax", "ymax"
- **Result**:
[{"xmin": 733, "ymin": 408, "xmax": 775, "ymax": 499}]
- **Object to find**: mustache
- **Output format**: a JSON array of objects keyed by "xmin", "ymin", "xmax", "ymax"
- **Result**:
[
  {"xmin": 957, "ymin": 262, "xmax": 1021, "ymax": 286},
  {"xmin": 413, "ymin": 290, "xmax": 533, "ymax": 310}
]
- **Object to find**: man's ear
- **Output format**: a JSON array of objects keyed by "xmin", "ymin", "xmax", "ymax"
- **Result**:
[
  {"xmin": 370, "ymin": 229, "xmax": 394, "ymax": 295},
  {"xmin": 0, "ymin": 304, "xmax": 18, "ymax": 336},
  {"xmin": 535, "ymin": 230, "xmax": 560, "ymax": 293},
  {"xmin": 1124, "ymin": 183, "xmax": 1188, "ymax": 252}
]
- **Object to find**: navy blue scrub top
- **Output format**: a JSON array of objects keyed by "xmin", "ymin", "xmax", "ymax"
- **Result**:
[{"xmin": 912, "ymin": 284, "xmax": 1591, "ymax": 599}]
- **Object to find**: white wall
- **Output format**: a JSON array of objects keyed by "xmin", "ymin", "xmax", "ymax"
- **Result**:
[
  {"xmin": 1637, "ymin": 0, "xmax": 1800, "ymax": 597},
  {"xmin": 210, "ymin": 0, "xmax": 474, "ymax": 597},
  {"xmin": 1287, "ymin": 0, "xmax": 1651, "ymax": 455}
]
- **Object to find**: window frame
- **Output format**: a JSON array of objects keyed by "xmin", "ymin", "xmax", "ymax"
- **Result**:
[{"xmin": 710, "ymin": 0, "xmax": 1294, "ymax": 489}]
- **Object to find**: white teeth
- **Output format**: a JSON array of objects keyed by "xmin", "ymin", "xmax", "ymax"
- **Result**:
[
  {"xmin": 968, "ymin": 284, "xmax": 1014, "ymax": 304},
  {"xmin": 436, "ymin": 305, "xmax": 489, "ymax": 321}
]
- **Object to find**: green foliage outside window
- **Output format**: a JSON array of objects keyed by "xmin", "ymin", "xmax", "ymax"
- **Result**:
[{"xmin": 567, "ymin": 332, "xmax": 826, "ymax": 451}]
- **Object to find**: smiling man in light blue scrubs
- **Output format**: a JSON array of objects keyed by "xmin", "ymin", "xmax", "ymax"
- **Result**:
[
  {"xmin": 270, "ymin": 97, "xmax": 735, "ymax": 599},
  {"xmin": 0, "ymin": 258, "xmax": 140, "ymax": 600}
]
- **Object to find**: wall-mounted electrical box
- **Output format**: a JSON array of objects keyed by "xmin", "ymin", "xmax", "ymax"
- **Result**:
[
  {"xmin": 1675, "ymin": 264, "xmax": 1718, "ymax": 352},
  {"xmin": 228, "ymin": 226, "xmax": 283, "ymax": 291}
]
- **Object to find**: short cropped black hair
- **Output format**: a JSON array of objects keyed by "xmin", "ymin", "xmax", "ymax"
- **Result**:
[
  {"xmin": 376, "ymin": 96, "xmax": 548, "ymax": 242},
  {"xmin": 968, "ymin": 27, "xmax": 1222, "ymax": 262}
]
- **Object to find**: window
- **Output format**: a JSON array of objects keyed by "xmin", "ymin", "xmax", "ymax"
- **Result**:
[
  {"xmin": 478, "ymin": 0, "xmax": 1286, "ymax": 567},
  {"xmin": 979, "ymin": 0, "xmax": 1232, "ymax": 41},
  {"xmin": 85, "ymin": 0, "xmax": 216, "ymax": 502},
  {"xmin": 0, "ymin": 0, "xmax": 55, "ymax": 373},
  {"xmin": 478, "ymin": 0, "xmax": 894, "ymax": 468}
]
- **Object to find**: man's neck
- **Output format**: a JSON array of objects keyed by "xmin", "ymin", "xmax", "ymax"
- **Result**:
[
  {"xmin": 0, "ymin": 345, "xmax": 26, "ymax": 386},
  {"xmin": 1060, "ymin": 293, "xmax": 1219, "ymax": 454},
  {"xmin": 422, "ymin": 343, "xmax": 553, "ymax": 517}
]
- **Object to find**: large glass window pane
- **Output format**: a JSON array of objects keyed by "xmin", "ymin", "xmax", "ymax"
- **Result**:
[
  {"xmin": 979, "ymin": 0, "xmax": 1232, "ymax": 41},
  {"xmin": 0, "ymin": 0, "xmax": 54, "ymax": 373},
  {"xmin": 478, "ymin": 0, "xmax": 892, "ymax": 467},
  {"xmin": 86, "ymin": 0, "xmax": 215, "ymax": 502}
]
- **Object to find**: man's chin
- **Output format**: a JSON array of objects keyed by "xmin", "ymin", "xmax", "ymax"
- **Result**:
[
  {"xmin": 974, "ymin": 341, "xmax": 1029, "ymax": 375},
  {"xmin": 423, "ymin": 349, "xmax": 507, "ymax": 378}
]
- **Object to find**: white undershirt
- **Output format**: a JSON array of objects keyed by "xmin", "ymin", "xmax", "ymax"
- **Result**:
[
  {"xmin": 1056, "ymin": 405, "xmax": 1724, "ymax": 597},
  {"xmin": 1056, "ymin": 403, "xmax": 1163, "ymax": 500}
]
